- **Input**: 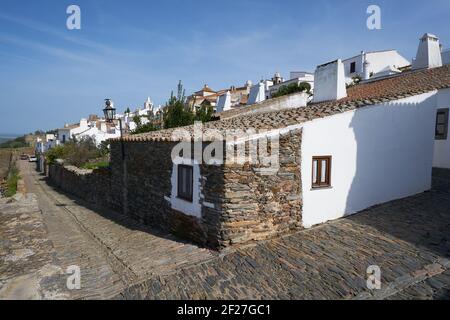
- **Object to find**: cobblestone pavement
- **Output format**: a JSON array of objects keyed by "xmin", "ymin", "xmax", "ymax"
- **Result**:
[
  {"xmin": 118, "ymin": 175, "xmax": 450, "ymax": 300},
  {"xmin": 0, "ymin": 193, "xmax": 68, "ymax": 299},
  {"xmin": 1, "ymin": 162, "xmax": 449, "ymax": 300},
  {"xmin": 0, "ymin": 161, "xmax": 216, "ymax": 299}
]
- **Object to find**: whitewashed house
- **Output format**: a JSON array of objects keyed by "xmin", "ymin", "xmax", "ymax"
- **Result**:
[
  {"xmin": 35, "ymin": 134, "xmax": 59, "ymax": 172},
  {"xmin": 300, "ymin": 33, "xmax": 449, "ymax": 226},
  {"xmin": 343, "ymin": 49, "xmax": 410, "ymax": 83},
  {"xmin": 122, "ymin": 97, "xmax": 156, "ymax": 132},
  {"xmin": 35, "ymin": 133, "xmax": 57, "ymax": 154},
  {"xmin": 57, "ymin": 119, "xmax": 90, "ymax": 144},
  {"xmin": 103, "ymin": 33, "xmax": 450, "ymax": 248},
  {"xmin": 57, "ymin": 116, "xmax": 121, "ymax": 146},
  {"xmin": 72, "ymin": 121, "xmax": 120, "ymax": 145},
  {"xmin": 267, "ymin": 71, "xmax": 315, "ymax": 98}
]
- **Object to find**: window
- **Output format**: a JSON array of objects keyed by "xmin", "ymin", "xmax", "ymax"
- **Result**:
[
  {"xmin": 435, "ymin": 108, "xmax": 449, "ymax": 140},
  {"xmin": 350, "ymin": 62, "xmax": 356, "ymax": 74},
  {"xmin": 177, "ymin": 165, "xmax": 193, "ymax": 202},
  {"xmin": 312, "ymin": 156, "xmax": 332, "ymax": 188},
  {"xmin": 62, "ymin": 135, "xmax": 66, "ymax": 143}
]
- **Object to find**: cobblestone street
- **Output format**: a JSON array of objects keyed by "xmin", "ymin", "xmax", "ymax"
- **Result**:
[
  {"xmin": 0, "ymin": 161, "xmax": 216, "ymax": 299},
  {"xmin": 1, "ymin": 162, "xmax": 449, "ymax": 299}
]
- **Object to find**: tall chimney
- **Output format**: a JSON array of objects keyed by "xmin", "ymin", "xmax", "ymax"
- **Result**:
[
  {"xmin": 362, "ymin": 52, "xmax": 371, "ymax": 80},
  {"xmin": 412, "ymin": 33, "xmax": 443, "ymax": 70},
  {"xmin": 313, "ymin": 59, "xmax": 347, "ymax": 103},
  {"xmin": 216, "ymin": 91, "xmax": 232, "ymax": 112}
]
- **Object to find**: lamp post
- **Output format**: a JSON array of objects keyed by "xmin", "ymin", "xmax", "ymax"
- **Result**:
[{"xmin": 103, "ymin": 99, "xmax": 125, "ymax": 160}]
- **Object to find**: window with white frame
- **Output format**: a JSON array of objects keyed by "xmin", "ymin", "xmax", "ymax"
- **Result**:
[{"xmin": 177, "ymin": 164, "xmax": 193, "ymax": 202}]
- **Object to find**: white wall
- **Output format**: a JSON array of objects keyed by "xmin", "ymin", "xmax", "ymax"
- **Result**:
[
  {"xmin": 313, "ymin": 59, "xmax": 347, "ymax": 103},
  {"xmin": 433, "ymin": 88, "xmax": 450, "ymax": 169},
  {"xmin": 248, "ymin": 82, "xmax": 266, "ymax": 105},
  {"xmin": 412, "ymin": 34, "xmax": 443, "ymax": 70},
  {"xmin": 301, "ymin": 91, "xmax": 437, "ymax": 227},
  {"xmin": 170, "ymin": 159, "xmax": 202, "ymax": 218},
  {"xmin": 343, "ymin": 51, "xmax": 410, "ymax": 82}
]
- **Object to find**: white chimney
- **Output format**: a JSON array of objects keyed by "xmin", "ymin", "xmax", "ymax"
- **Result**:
[
  {"xmin": 362, "ymin": 52, "xmax": 371, "ymax": 80},
  {"xmin": 313, "ymin": 59, "xmax": 347, "ymax": 103},
  {"xmin": 247, "ymin": 81, "xmax": 266, "ymax": 105},
  {"xmin": 79, "ymin": 118, "xmax": 88, "ymax": 128},
  {"xmin": 100, "ymin": 121, "xmax": 107, "ymax": 133},
  {"xmin": 216, "ymin": 91, "xmax": 232, "ymax": 112},
  {"xmin": 412, "ymin": 33, "xmax": 443, "ymax": 70}
]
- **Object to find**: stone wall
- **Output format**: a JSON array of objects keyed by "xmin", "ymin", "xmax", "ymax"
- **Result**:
[
  {"xmin": 48, "ymin": 130, "xmax": 304, "ymax": 249},
  {"xmin": 48, "ymin": 163, "xmax": 119, "ymax": 211},
  {"xmin": 109, "ymin": 141, "xmax": 222, "ymax": 247},
  {"xmin": 219, "ymin": 129, "xmax": 303, "ymax": 246}
]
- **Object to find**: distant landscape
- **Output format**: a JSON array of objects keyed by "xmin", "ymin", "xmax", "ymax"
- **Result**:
[
  {"xmin": 0, "ymin": 134, "xmax": 29, "ymax": 149},
  {"xmin": 0, "ymin": 135, "xmax": 17, "ymax": 144}
]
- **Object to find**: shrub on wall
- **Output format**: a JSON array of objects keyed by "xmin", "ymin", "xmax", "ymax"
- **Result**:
[
  {"xmin": 46, "ymin": 136, "xmax": 105, "ymax": 167},
  {"xmin": 272, "ymin": 82, "xmax": 311, "ymax": 98}
]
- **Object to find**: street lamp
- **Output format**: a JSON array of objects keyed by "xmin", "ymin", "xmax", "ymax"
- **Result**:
[
  {"xmin": 103, "ymin": 99, "xmax": 125, "ymax": 160},
  {"xmin": 103, "ymin": 98, "xmax": 116, "ymax": 121}
]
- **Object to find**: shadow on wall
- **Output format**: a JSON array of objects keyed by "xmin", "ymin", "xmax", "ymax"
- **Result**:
[{"xmin": 344, "ymin": 95, "xmax": 449, "ymax": 257}]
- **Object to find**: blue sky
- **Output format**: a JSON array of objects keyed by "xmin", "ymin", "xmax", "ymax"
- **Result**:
[{"xmin": 1, "ymin": 0, "xmax": 450, "ymax": 135}]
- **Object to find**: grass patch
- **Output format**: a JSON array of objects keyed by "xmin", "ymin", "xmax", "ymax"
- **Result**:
[
  {"xmin": 5, "ymin": 164, "xmax": 19, "ymax": 197},
  {"xmin": 81, "ymin": 161, "xmax": 110, "ymax": 170}
]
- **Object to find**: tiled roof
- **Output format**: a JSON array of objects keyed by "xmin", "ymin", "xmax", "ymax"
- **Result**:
[{"xmin": 114, "ymin": 65, "xmax": 450, "ymax": 143}]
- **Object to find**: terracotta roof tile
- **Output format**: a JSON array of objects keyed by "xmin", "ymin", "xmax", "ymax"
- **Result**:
[{"xmin": 113, "ymin": 65, "xmax": 450, "ymax": 143}]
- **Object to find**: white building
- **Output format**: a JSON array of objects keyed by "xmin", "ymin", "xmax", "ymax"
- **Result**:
[
  {"xmin": 35, "ymin": 134, "xmax": 57, "ymax": 154},
  {"xmin": 122, "ymin": 97, "xmax": 156, "ymax": 132},
  {"xmin": 300, "ymin": 33, "xmax": 450, "ymax": 227},
  {"xmin": 57, "ymin": 119, "xmax": 90, "ymax": 144},
  {"xmin": 57, "ymin": 117, "xmax": 121, "ymax": 146},
  {"xmin": 267, "ymin": 72, "xmax": 314, "ymax": 99},
  {"xmin": 343, "ymin": 49, "xmax": 410, "ymax": 83}
]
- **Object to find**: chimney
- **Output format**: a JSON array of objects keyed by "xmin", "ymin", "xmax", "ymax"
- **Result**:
[
  {"xmin": 362, "ymin": 52, "xmax": 371, "ymax": 80},
  {"xmin": 247, "ymin": 82, "xmax": 266, "ymax": 105},
  {"xmin": 100, "ymin": 121, "xmax": 107, "ymax": 133},
  {"xmin": 412, "ymin": 33, "xmax": 443, "ymax": 70},
  {"xmin": 79, "ymin": 118, "xmax": 88, "ymax": 128},
  {"xmin": 216, "ymin": 91, "xmax": 232, "ymax": 112},
  {"xmin": 313, "ymin": 59, "xmax": 347, "ymax": 103}
]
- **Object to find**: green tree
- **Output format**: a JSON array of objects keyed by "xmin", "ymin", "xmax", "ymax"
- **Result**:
[
  {"xmin": 163, "ymin": 81, "xmax": 195, "ymax": 129},
  {"xmin": 132, "ymin": 115, "xmax": 142, "ymax": 128},
  {"xmin": 132, "ymin": 122, "xmax": 157, "ymax": 134},
  {"xmin": 195, "ymin": 102, "xmax": 214, "ymax": 123},
  {"xmin": 45, "ymin": 137, "xmax": 103, "ymax": 167}
]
